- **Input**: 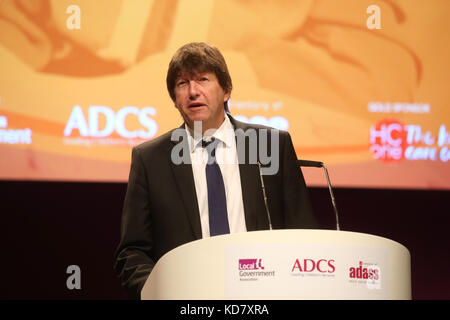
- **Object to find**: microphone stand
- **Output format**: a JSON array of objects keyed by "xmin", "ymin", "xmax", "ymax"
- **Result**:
[
  {"xmin": 297, "ymin": 160, "xmax": 341, "ymax": 231},
  {"xmin": 257, "ymin": 161, "xmax": 273, "ymax": 230}
]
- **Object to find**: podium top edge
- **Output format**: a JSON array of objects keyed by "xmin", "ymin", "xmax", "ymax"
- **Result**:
[{"xmin": 173, "ymin": 229, "xmax": 411, "ymax": 255}]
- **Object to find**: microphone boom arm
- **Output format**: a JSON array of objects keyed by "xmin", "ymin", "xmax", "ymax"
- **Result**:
[{"xmin": 297, "ymin": 160, "xmax": 341, "ymax": 231}]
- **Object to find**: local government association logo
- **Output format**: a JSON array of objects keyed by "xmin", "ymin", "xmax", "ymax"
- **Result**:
[
  {"xmin": 0, "ymin": 114, "xmax": 32, "ymax": 145},
  {"xmin": 238, "ymin": 259, "xmax": 275, "ymax": 281}
]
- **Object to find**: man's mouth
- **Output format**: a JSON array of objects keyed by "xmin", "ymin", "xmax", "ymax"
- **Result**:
[{"xmin": 188, "ymin": 103, "xmax": 205, "ymax": 109}]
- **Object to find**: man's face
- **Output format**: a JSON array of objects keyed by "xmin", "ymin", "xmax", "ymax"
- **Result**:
[{"xmin": 174, "ymin": 70, "xmax": 230, "ymax": 134}]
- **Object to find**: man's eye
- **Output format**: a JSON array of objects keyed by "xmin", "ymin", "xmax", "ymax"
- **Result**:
[
  {"xmin": 200, "ymin": 77, "xmax": 208, "ymax": 81},
  {"xmin": 177, "ymin": 81, "xmax": 187, "ymax": 86}
]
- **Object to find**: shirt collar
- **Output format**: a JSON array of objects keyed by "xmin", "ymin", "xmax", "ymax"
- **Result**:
[{"xmin": 186, "ymin": 113, "xmax": 234, "ymax": 153}]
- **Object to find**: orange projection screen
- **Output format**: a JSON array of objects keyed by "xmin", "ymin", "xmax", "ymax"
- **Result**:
[{"xmin": 0, "ymin": 0, "xmax": 449, "ymax": 189}]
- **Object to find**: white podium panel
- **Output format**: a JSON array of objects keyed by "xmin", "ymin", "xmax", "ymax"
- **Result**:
[{"xmin": 141, "ymin": 230, "xmax": 411, "ymax": 300}]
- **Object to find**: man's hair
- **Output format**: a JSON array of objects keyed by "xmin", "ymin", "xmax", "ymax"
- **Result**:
[{"xmin": 166, "ymin": 42, "xmax": 233, "ymax": 111}]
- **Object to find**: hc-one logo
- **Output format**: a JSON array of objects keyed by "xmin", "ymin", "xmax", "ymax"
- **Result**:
[
  {"xmin": 239, "ymin": 259, "xmax": 265, "ymax": 271},
  {"xmin": 369, "ymin": 119, "xmax": 406, "ymax": 162}
]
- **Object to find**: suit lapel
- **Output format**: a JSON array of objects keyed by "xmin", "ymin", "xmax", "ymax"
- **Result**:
[
  {"xmin": 231, "ymin": 116, "xmax": 267, "ymax": 231},
  {"xmin": 167, "ymin": 128, "xmax": 203, "ymax": 240}
]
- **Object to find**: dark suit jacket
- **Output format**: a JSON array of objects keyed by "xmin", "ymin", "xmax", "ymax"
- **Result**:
[{"xmin": 114, "ymin": 115, "xmax": 318, "ymax": 299}]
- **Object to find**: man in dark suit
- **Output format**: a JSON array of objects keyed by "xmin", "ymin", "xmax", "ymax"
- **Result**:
[{"xmin": 114, "ymin": 42, "xmax": 318, "ymax": 299}]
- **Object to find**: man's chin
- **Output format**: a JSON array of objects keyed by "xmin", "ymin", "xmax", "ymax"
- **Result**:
[{"xmin": 185, "ymin": 118, "xmax": 205, "ymax": 131}]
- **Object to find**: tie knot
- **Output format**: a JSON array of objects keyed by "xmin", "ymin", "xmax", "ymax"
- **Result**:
[
  {"xmin": 201, "ymin": 140, "xmax": 211, "ymax": 148},
  {"xmin": 201, "ymin": 137, "xmax": 216, "ymax": 148},
  {"xmin": 202, "ymin": 138, "xmax": 219, "ymax": 160}
]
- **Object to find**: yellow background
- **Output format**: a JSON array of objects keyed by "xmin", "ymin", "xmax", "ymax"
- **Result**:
[{"xmin": 0, "ymin": 0, "xmax": 449, "ymax": 189}]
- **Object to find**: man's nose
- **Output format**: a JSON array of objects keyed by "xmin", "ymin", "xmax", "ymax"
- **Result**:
[{"xmin": 188, "ymin": 81, "xmax": 200, "ymax": 98}]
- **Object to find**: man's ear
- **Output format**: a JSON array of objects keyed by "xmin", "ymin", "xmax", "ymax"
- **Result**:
[{"xmin": 223, "ymin": 90, "xmax": 231, "ymax": 102}]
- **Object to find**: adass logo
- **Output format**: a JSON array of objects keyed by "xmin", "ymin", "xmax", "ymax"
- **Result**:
[
  {"xmin": 291, "ymin": 258, "xmax": 335, "ymax": 276},
  {"xmin": 349, "ymin": 261, "xmax": 381, "ymax": 289},
  {"xmin": 349, "ymin": 261, "xmax": 379, "ymax": 280}
]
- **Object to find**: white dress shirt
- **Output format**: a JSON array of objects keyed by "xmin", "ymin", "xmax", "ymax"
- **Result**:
[{"xmin": 186, "ymin": 113, "xmax": 247, "ymax": 238}]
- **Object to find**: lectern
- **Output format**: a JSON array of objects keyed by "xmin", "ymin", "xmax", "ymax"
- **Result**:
[{"xmin": 141, "ymin": 230, "xmax": 411, "ymax": 299}]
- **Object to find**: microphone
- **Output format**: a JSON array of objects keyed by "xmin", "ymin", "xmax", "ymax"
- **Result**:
[
  {"xmin": 297, "ymin": 159, "xmax": 341, "ymax": 231},
  {"xmin": 297, "ymin": 160, "xmax": 323, "ymax": 168},
  {"xmin": 257, "ymin": 161, "xmax": 273, "ymax": 230}
]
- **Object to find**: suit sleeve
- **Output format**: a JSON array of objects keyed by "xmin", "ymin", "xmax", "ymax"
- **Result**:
[
  {"xmin": 114, "ymin": 147, "xmax": 155, "ymax": 299},
  {"xmin": 281, "ymin": 131, "xmax": 319, "ymax": 229}
]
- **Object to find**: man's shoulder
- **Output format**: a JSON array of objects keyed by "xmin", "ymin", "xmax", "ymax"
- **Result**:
[{"xmin": 135, "ymin": 130, "xmax": 170, "ymax": 150}]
